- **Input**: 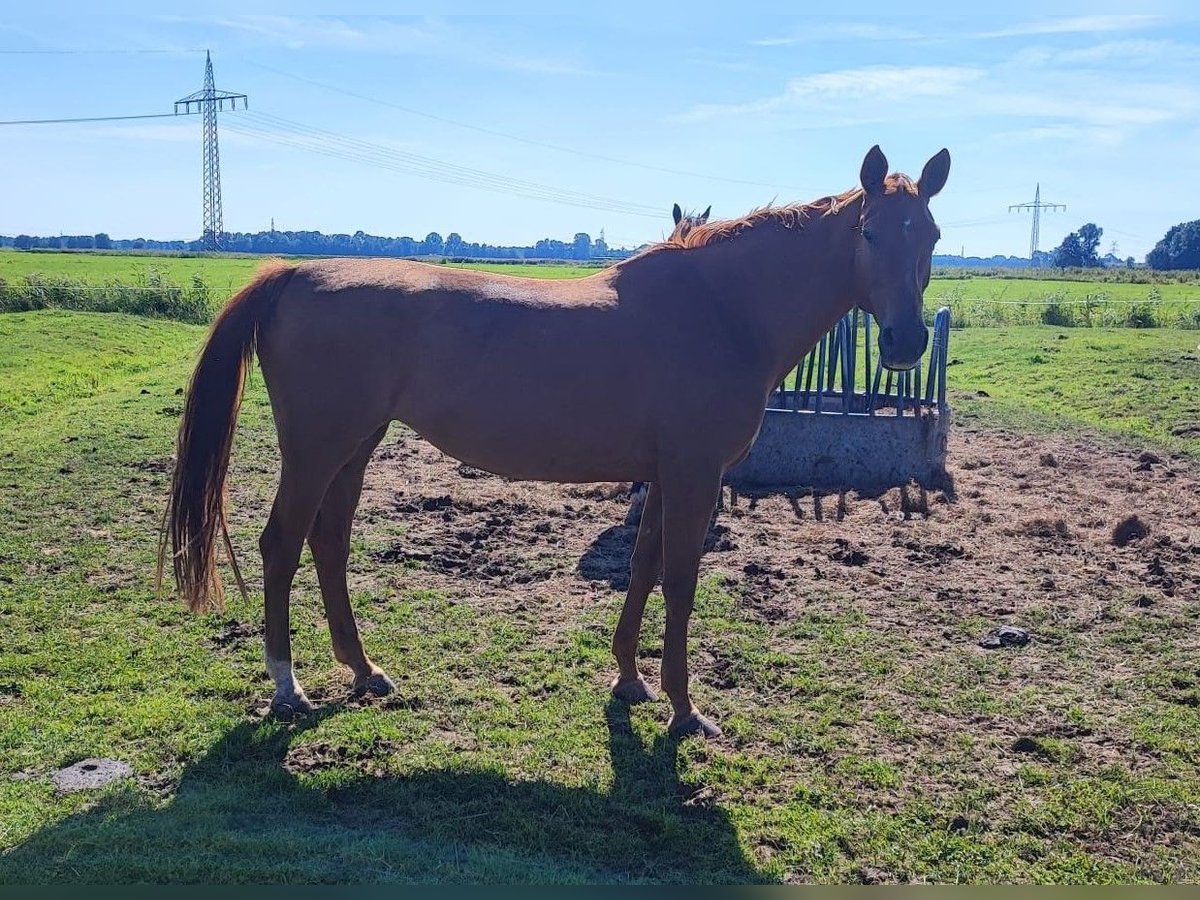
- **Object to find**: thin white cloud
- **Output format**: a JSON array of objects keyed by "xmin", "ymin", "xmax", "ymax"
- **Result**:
[
  {"xmin": 751, "ymin": 23, "xmax": 927, "ymax": 46},
  {"xmin": 678, "ymin": 65, "xmax": 984, "ymax": 122},
  {"xmin": 971, "ymin": 14, "xmax": 1162, "ymax": 40},
  {"xmin": 1012, "ymin": 39, "xmax": 1200, "ymax": 67},
  {"xmin": 751, "ymin": 15, "xmax": 1164, "ymax": 48},
  {"xmin": 481, "ymin": 53, "xmax": 607, "ymax": 77},
  {"xmin": 993, "ymin": 124, "xmax": 1126, "ymax": 148},
  {"xmin": 674, "ymin": 45, "xmax": 1200, "ymax": 149},
  {"xmin": 211, "ymin": 15, "xmax": 445, "ymax": 53}
]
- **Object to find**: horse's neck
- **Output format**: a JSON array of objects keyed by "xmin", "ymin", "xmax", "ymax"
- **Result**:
[{"xmin": 700, "ymin": 207, "xmax": 858, "ymax": 384}]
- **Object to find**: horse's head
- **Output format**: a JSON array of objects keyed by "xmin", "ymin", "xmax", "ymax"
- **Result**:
[
  {"xmin": 671, "ymin": 203, "xmax": 712, "ymax": 241},
  {"xmin": 852, "ymin": 146, "xmax": 950, "ymax": 371}
]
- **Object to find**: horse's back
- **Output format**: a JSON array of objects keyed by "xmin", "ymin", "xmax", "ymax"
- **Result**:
[{"xmin": 292, "ymin": 257, "xmax": 618, "ymax": 310}]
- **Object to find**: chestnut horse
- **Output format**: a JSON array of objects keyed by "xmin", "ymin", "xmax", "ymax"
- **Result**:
[{"xmin": 164, "ymin": 146, "xmax": 949, "ymax": 738}]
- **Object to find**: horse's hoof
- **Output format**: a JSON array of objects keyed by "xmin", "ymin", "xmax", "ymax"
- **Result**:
[
  {"xmin": 270, "ymin": 690, "xmax": 314, "ymax": 721},
  {"xmin": 668, "ymin": 711, "xmax": 723, "ymax": 740},
  {"xmin": 611, "ymin": 676, "xmax": 658, "ymax": 703},
  {"xmin": 353, "ymin": 671, "xmax": 396, "ymax": 698}
]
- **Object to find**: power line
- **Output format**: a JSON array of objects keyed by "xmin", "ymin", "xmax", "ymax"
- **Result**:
[
  {"xmin": 244, "ymin": 110, "xmax": 664, "ymax": 214},
  {"xmin": 226, "ymin": 118, "xmax": 662, "ymax": 218},
  {"xmin": 0, "ymin": 48, "xmax": 205, "ymax": 54},
  {"xmin": 244, "ymin": 60, "xmax": 813, "ymax": 194},
  {"xmin": 224, "ymin": 111, "xmax": 665, "ymax": 218},
  {"xmin": 1099, "ymin": 226, "xmax": 1151, "ymax": 242},
  {"xmin": 0, "ymin": 112, "xmax": 190, "ymax": 126}
]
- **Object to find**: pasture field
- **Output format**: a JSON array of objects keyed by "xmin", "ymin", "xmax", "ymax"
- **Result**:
[
  {"xmin": 0, "ymin": 310, "xmax": 1198, "ymax": 883},
  {"xmin": 932, "ymin": 276, "xmax": 1200, "ymax": 303},
  {"xmin": 0, "ymin": 250, "xmax": 262, "ymax": 296},
  {"xmin": 2, "ymin": 250, "xmax": 1199, "ymax": 329},
  {"xmin": 0, "ymin": 250, "xmax": 602, "ymax": 288},
  {"xmin": 443, "ymin": 262, "xmax": 600, "ymax": 279}
]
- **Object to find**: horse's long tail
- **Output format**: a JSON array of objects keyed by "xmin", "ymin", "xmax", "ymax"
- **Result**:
[{"xmin": 159, "ymin": 261, "xmax": 297, "ymax": 613}]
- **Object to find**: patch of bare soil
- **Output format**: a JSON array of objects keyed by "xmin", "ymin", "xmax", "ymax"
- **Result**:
[{"xmin": 361, "ymin": 426, "xmax": 1198, "ymax": 631}]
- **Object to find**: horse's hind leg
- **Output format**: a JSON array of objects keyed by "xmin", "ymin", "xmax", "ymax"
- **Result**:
[
  {"xmin": 611, "ymin": 482, "xmax": 662, "ymax": 703},
  {"xmin": 308, "ymin": 425, "xmax": 394, "ymax": 697},
  {"xmin": 260, "ymin": 444, "xmax": 354, "ymax": 717}
]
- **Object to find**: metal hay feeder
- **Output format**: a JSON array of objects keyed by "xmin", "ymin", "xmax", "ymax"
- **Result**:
[{"xmin": 724, "ymin": 306, "xmax": 953, "ymax": 494}]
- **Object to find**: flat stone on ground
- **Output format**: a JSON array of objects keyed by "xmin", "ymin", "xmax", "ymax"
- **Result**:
[{"xmin": 52, "ymin": 758, "xmax": 133, "ymax": 792}]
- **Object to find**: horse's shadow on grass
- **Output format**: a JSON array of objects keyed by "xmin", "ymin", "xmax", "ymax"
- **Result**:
[
  {"xmin": 3, "ymin": 701, "xmax": 773, "ymax": 884},
  {"xmin": 578, "ymin": 523, "xmax": 638, "ymax": 590},
  {"xmin": 578, "ymin": 521, "xmax": 735, "ymax": 592}
]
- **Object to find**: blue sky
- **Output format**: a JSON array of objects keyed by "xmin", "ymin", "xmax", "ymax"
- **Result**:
[{"xmin": 2, "ymin": 5, "xmax": 1198, "ymax": 259}]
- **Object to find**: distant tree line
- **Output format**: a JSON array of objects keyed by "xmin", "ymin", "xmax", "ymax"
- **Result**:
[
  {"xmin": 0, "ymin": 229, "xmax": 630, "ymax": 261},
  {"xmin": 6, "ymin": 218, "xmax": 1200, "ymax": 271},
  {"xmin": 932, "ymin": 252, "xmax": 1056, "ymax": 268}
]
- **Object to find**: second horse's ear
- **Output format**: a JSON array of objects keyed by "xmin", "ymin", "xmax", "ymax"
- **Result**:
[
  {"xmin": 860, "ymin": 145, "xmax": 888, "ymax": 196},
  {"xmin": 700, "ymin": 205, "xmax": 711, "ymax": 223},
  {"xmin": 672, "ymin": 203, "xmax": 683, "ymax": 225}
]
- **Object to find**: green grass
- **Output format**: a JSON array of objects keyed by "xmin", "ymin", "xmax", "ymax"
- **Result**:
[
  {"xmin": 930, "ymin": 275, "xmax": 1200, "ymax": 302},
  {"xmin": 0, "ymin": 312, "xmax": 202, "ymax": 426},
  {"xmin": 926, "ymin": 278, "xmax": 1200, "ymax": 329},
  {"xmin": 0, "ymin": 249, "xmax": 260, "ymax": 296},
  {"xmin": 1, "ymin": 312, "xmax": 1199, "ymax": 883},
  {"xmin": 948, "ymin": 327, "xmax": 1200, "ymax": 453},
  {"xmin": 0, "ymin": 249, "xmax": 598, "ymax": 288}
]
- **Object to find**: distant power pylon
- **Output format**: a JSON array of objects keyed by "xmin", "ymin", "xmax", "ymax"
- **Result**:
[
  {"xmin": 175, "ymin": 51, "xmax": 247, "ymax": 251},
  {"xmin": 1009, "ymin": 184, "xmax": 1065, "ymax": 266}
]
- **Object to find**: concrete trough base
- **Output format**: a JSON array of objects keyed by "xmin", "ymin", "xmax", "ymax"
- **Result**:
[{"xmin": 725, "ymin": 405, "xmax": 952, "ymax": 495}]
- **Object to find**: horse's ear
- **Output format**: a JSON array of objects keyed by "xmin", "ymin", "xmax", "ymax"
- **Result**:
[
  {"xmin": 700, "ymin": 205, "xmax": 711, "ymax": 223},
  {"xmin": 918, "ymin": 148, "xmax": 951, "ymax": 199},
  {"xmin": 672, "ymin": 203, "xmax": 683, "ymax": 225},
  {"xmin": 860, "ymin": 145, "xmax": 888, "ymax": 196}
]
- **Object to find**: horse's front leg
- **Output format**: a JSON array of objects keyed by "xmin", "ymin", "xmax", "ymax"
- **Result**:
[{"xmin": 659, "ymin": 464, "xmax": 724, "ymax": 738}]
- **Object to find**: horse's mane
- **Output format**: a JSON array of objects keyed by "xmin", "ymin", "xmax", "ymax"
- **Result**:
[{"xmin": 645, "ymin": 174, "xmax": 918, "ymax": 254}]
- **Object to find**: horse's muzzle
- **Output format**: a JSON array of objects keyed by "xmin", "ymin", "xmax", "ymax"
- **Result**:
[{"xmin": 878, "ymin": 322, "xmax": 929, "ymax": 372}]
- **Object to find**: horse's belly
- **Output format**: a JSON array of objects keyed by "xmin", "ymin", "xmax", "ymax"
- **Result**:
[{"xmin": 397, "ymin": 393, "xmax": 653, "ymax": 484}]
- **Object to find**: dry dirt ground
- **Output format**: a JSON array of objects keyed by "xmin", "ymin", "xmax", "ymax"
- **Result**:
[{"xmin": 356, "ymin": 423, "xmax": 1198, "ymax": 652}]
